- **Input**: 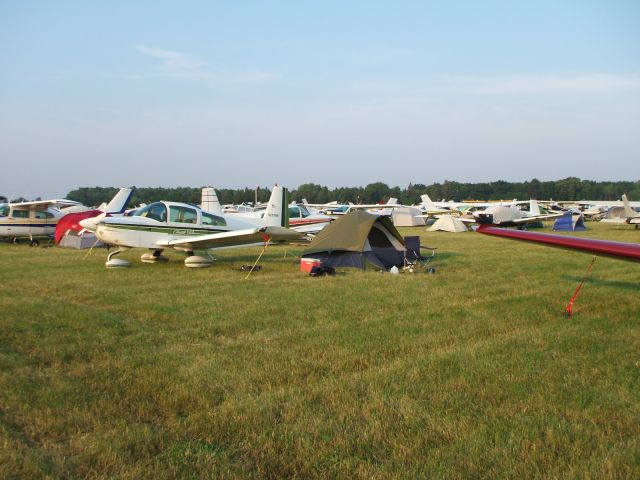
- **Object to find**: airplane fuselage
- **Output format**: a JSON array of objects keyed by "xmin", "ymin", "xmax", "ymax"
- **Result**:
[
  {"xmin": 90, "ymin": 201, "xmax": 262, "ymax": 250},
  {"xmin": 0, "ymin": 204, "xmax": 63, "ymax": 239},
  {"xmin": 94, "ymin": 218, "xmax": 228, "ymax": 249}
]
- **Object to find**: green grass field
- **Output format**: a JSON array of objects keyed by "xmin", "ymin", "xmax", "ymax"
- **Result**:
[{"xmin": 1, "ymin": 223, "xmax": 638, "ymax": 479}]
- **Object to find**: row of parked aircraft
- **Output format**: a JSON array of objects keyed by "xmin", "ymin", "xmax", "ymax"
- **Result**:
[
  {"xmin": 0, "ymin": 189, "xmax": 133, "ymax": 246},
  {"xmin": 1, "ymin": 187, "xmax": 638, "ymax": 267}
]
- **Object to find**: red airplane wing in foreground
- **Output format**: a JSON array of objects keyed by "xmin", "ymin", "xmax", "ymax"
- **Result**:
[{"xmin": 477, "ymin": 226, "xmax": 640, "ymax": 263}]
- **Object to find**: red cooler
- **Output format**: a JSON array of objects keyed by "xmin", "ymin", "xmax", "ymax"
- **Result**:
[{"xmin": 300, "ymin": 258, "xmax": 322, "ymax": 273}]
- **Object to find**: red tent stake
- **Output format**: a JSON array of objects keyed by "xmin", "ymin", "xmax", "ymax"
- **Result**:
[{"xmin": 564, "ymin": 256, "xmax": 597, "ymax": 317}]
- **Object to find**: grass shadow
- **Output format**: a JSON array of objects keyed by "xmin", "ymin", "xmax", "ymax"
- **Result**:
[{"xmin": 562, "ymin": 275, "xmax": 640, "ymax": 292}]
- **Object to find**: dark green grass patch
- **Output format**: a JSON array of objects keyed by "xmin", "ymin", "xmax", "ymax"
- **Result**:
[{"xmin": 1, "ymin": 223, "xmax": 638, "ymax": 478}]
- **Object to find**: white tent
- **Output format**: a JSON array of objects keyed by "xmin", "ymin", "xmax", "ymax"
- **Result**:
[
  {"xmin": 392, "ymin": 207, "xmax": 426, "ymax": 227},
  {"xmin": 58, "ymin": 231, "xmax": 103, "ymax": 249},
  {"xmin": 428, "ymin": 215, "xmax": 468, "ymax": 233}
]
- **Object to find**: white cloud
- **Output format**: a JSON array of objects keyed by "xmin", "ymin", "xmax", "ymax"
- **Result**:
[
  {"xmin": 135, "ymin": 44, "xmax": 207, "ymax": 71},
  {"xmin": 439, "ymin": 73, "xmax": 640, "ymax": 95},
  {"xmin": 132, "ymin": 44, "xmax": 281, "ymax": 86}
]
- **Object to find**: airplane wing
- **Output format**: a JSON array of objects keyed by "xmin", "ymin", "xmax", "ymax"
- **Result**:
[
  {"xmin": 477, "ymin": 226, "xmax": 640, "ymax": 262},
  {"xmin": 346, "ymin": 204, "xmax": 404, "ymax": 211},
  {"xmin": 511, "ymin": 213, "xmax": 565, "ymax": 224},
  {"xmin": 347, "ymin": 201, "xmax": 405, "ymax": 209},
  {"xmin": 157, "ymin": 226, "xmax": 303, "ymax": 250},
  {"xmin": 303, "ymin": 201, "xmax": 339, "ymax": 207},
  {"xmin": 12, "ymin": 199, "xmax": 82, "ymax": 209},
  {"xmin": 418, "ymin": 209, "xmax": 455, "ymax": 217},
  {"xmin": 429, "ymin": 213, "xmax": 476, "ymax": 224}
]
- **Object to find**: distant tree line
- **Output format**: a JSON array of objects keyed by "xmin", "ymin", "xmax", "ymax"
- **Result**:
[{"xmin": 66, "ymin": 178, "xmax": 640, "ymax": 208}]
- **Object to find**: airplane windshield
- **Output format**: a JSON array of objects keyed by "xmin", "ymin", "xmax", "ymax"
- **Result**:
[
  {"xmin": 136, "ymin": 202, "xmax": 167, "ymax": 222},
  {"xmin": 289, "ymin": 205, "xmax": 309, "ymax": 219},
  {"xmin": 0, "ymin": 204, "xmax": 8, "ymax": 217}
]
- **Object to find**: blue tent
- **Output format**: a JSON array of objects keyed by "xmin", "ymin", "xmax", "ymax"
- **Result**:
[{"xmin": 553, "ymin": 213, "xmax": 586, "ymax": 231}]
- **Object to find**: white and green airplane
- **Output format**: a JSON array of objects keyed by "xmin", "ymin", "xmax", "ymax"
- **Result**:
[{"xmin": 80, "ymin": 185, "xmax": 302, "ymax": 268}]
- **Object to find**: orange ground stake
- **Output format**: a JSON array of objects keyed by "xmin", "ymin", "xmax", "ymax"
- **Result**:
[{"xmin": 564, "ymin": 256, "xmax": 597, "ymax": 317}]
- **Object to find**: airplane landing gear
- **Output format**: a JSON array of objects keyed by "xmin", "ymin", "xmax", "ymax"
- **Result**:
[
  {"xmin": 141, "ymin": 249, "xmax": 168, "ymax": 263},
  {"xmin": 105, "ymin": 248, "xmax": 131, "ymax": 268}
]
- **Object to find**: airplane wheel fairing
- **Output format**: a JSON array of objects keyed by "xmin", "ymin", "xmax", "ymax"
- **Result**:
[
  {"xmin": 184, "ymin": 256, "xmax": 213, "ymax": 268},
  {"xmin": 141, "ymin": 253, "xmax": 168, "ymax": 263},
  {"xmin": 106, "ymin": 258, "xmax": 132, "ymax": 268}
]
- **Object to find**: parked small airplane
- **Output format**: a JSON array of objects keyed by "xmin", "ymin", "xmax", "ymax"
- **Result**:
[
  {"xmin": 622, "ymin": 194, "xmax": 640, "ymax": 226},
  {"xmin": 347, "ymin": 198, "xmax": 399, "ymax": 216},
  {"xmin": 79, "ymin": 186, "xmax": 303, "ymax": 268},
  {"xmin": 473, "ymin": 199, "xmax": 564, "ymax": 227},
  {"xmin": 300, "ymin": 198, "xmax": 400, "ymax": 216},
  {"xmin": 54, "ymin": 188, "xmax": 134, "ymax": 244},
  {"xmin": 200, "ymin": 186, "xmax": 334, "ymax": 236},
  {"xmin": 418, "ymin": 194, "xmax": 457, "ymax": 217},
  {"xmin": 600, "ymin": 194, "xmax": 640, "ymax": 226},
  {"xmin": 581, "ymin": 204, "xmax": 608, "ymax": 221},
  {"xmin": 0, "ymin": 198, "xmax": 82, "ymax": 245}
]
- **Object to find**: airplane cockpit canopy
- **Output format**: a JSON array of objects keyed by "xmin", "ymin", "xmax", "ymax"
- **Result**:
[
  {"xmin": 289, "ymin": 205, "xmax": 311, "ymax": 219},
  {"xmin": 136, "ymin": 202, "xmax": 167, "ymax": 222},
  {"xmin": 0, "ymin": 204, "xmax": 9, "ymax": 217}
]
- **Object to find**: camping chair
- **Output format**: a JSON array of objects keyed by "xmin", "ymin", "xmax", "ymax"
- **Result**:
[{"xmin": 403, "ymin": 235, "xmax": 437, "ymax": 273}]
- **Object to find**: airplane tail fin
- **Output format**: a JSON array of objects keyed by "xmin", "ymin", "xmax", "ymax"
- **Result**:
[
  {"xmin": 102, "ymin": 188, "xmax": 133, "ymax": 214},
  {"xmin": 622, "ymin": 194, "xmax": 638, "ymax": 219},
  {"xmin": 265, "ymin": 185, "xmax": 289, "ymax": 228},
  {"xmin": 387, "ymin": 197, "xmax": 398, "ymax": 205},
  {"xmin": 529, "ymin": 199, "xmax": 541, "ymax": 216},
  {"xmin": 201, "ymin": 187, "xmax": 223, "ymax": 215},
  {"xmin": 420, "ymin": 194, "xmax": 438, "ymax": 211}
]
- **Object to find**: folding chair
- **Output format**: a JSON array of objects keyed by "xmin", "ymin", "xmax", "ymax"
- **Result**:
[{"xmin": 403, "ymin": 235, "xmax": 437, "ymax": 273}]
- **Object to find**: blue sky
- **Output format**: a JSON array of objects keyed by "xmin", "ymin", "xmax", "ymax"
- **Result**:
[{"xmin": 1, "ymin": 1, "xmax": 639, "ymax": 199}]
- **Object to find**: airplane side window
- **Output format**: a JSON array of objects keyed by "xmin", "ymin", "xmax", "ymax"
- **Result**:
[
  {"xmin": 202, "ymin": 212, "xmax": 227, "ymax": 226},
  {"xmin": 0, "ymin": 204, "xmax": 9, "ymax": 216},
  {"xmin": 12, "ymin": 210, "xmax": 29, "ymax": 219},
  {"xmin": 169, "ymin": 206, "xmax": 181, "ymax": 223},
  {"xmin": 182, "ymin": 208, "xmax": 197, "ymax": 223},
  {"xmin": 170, "ymin": 206, "xmax": 197, "ymax": 224},
  {"xmin": 34, "ymin": 211, "xmax": 53, "ymax": 219}
]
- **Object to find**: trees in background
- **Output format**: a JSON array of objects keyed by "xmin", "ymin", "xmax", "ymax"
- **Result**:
[{"xmin": 65, "ymin": 178, "xmax": 640, "ymax": 208}]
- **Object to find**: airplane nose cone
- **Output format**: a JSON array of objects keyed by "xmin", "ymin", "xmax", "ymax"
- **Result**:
[
  {"xmin": 79, "ymin": 218, "xmax": 97, "ymax": 231},
  {"xmin": 79, "ymin": 214, "xmax": 106, "ymax": 231}
]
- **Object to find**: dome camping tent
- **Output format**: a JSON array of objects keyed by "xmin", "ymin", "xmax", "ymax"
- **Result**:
[{"xmin": 301, "ymin": 210, "xmax": 407, "ymax": 270}]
